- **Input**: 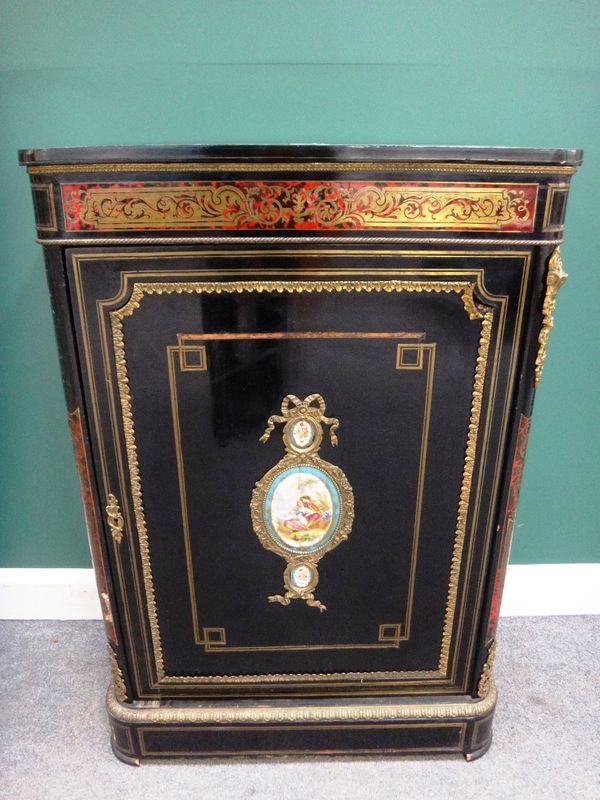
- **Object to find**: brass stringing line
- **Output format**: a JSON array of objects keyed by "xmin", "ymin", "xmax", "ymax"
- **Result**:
[
  {"xmin": 105, "ymin": 262, "xmax": 497, "ymax": 309},
  {"xmin": 160, "ymin": 673, "xmax": 443, "ymax": 686},
  {"xmin": 199, "ymin": 635, "xmax": 411, "ymax": 653},
  {"xmin": 113, "ymin": 550, "xmax": 138, "ymax": 687},
  {"xmin": 27, "ymin": 160, "xmax": 576, "ymax": 173},
  {"xmin": 135, "ymin": 720, "xmax": 465, "ymax": 733},
  {"xmin": 169, "ymin": 341, "xmax": 402, "ymax": 652},
  {"xmin": 170, "ymin": 345, "xmax": 448, "ymax": 662},
  {"xmin": 403, "ymin": 344, "xmax": 436, "ymax": 640},
  {"xmin": 159, "ymin": 671, "xmax": 442, "ymax": 685},
  {"xmin": 135, "ymin": 723, "xmax": 468, "ymax": 758},
  {"xmin": 136, "ymin": 720, "xmax": 466, "ymax": 733},
  {"xmin": 72, "ymin": 264, "xmax": 110, "ymax": 496},
  {"xmin": 38, "ymin": 235, "xmax": 563, "ymax": 246},
  {"xmin": 201, "ymin": 643, "xmax": 402, "ymax": 654},
  {"xmin": 111, "ymin": 277, "xmax": 490, "ymax": 685},
  {"xmin": 138, "ymin": 746, "xmax": 465, "ymax": 758},
  {"xmin": 438, "ymin": 304, "xmax": 494, "ymax": 674},
  {"xmin": 68, "ymin": 250, "xmax": 534, "ymax": 298},
  {"xmin": 166, "ymin": 346, "xmax": 203, "ymax": 643}
]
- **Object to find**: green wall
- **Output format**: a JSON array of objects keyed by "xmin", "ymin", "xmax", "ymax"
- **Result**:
[{"xmin": 1, "ymin": 1, "xmax": 598, "ymax": 567}]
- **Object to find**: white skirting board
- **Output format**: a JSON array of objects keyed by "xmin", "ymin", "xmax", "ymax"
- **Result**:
[{"xmin": 0, "ymin": 564, "xmax": 598, "ymax": 620}]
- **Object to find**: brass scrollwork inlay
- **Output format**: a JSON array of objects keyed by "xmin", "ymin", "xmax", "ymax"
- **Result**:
[
  {"xmin": 63, "ymin": 181, "xmax": 536, "ymax": 232},
  {"xmin": 534, "ymin": 247, "xmax": 567, "ymax": 388},
  {"xmin": 107, "ymin": 645, "xmax": 127, "ymax": 702},
  {"xmin": 105, "ymin": 493, "xmax": 124, "ymax": 544},
  {"xmin": 477, "ymin": 640, "xmax": 497, "ymax": 698}
]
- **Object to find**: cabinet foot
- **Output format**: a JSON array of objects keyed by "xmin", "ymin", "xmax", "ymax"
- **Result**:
[
  {"xmin": 464, "ymin": 736, "xmax": 493, "ymax": 762},
  {"xmin": 111, "ymin": 733, "xmax": 141, "ymax": 766}
]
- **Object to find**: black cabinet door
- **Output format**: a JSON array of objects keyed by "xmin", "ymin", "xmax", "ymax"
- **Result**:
[{"xmin": 67, "ymin": 246, "xmax": 532, "ymax": 699}]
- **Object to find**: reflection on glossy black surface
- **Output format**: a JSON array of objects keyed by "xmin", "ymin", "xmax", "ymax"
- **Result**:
[{"xmin": 200, "ymin": 293, "xmax": 287, "ymax": 445}]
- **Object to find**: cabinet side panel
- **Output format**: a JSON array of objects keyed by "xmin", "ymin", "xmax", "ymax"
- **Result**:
[
  {"xmin": 42, "ymin": 246, "xmax": 131, "ymax": 693},
  {"xmin": 472, "ymin": 245, "xmax": 550, "ymax": 690}
]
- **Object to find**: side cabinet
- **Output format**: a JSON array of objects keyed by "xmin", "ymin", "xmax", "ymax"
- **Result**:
[{"xmin": 20, "ymin": 145, "xmax": 581, "ymax": 762}]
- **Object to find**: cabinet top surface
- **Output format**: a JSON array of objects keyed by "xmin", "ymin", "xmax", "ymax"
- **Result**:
[{"xmin": 19, "ymin": 143, "xmax": 583, "ymax": 166}]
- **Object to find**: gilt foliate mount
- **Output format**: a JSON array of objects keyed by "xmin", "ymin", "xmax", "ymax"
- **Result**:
[{"xmin": 250, "ymin": 394, "xmax": 354, "ymax": 612}]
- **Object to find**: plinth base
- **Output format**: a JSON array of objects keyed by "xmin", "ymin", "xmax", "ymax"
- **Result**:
[{"xmin": 106, "ymin": 682, "xmax": 496, "ymax": 763}]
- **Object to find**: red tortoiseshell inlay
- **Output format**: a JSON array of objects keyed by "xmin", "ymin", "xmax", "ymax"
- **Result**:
[
  {"xmin": 61, "ymin": 180, "xmax": 538, "ymax": 232},
  {"xmin": 68, "ymin": 408, "xmax": 117, "ymax": 643},
  {"xmin": 487, "ymin": 414, "xmax": 532, "ymax": 638}
]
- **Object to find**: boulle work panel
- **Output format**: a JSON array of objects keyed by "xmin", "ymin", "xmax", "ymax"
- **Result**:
[{"xmin": 20, "ymin": 144, "xmax": 581, "ymax": 761}]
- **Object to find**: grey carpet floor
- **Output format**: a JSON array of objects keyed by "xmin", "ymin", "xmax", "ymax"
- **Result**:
[{"xmin": 0, "ymin": 617, "xmax": 598, "ymax": 800}]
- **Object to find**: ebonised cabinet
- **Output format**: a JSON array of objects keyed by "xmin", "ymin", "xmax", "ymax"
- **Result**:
[{"xmin": 20, "ymin": 144, "xmax": 581, "ymax": 762}]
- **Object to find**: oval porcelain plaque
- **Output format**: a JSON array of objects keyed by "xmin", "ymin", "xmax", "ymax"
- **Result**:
[
  {"xmin": 251, "ymin": 393, "xmax": 354, "ymax": 611},
  {"xmin": 265, "ymin": 466, "xmax": 340, "ymax": 553}
]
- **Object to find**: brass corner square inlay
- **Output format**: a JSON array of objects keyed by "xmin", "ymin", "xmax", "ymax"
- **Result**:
[
  {"xmin": 396, "ymin": 344, "xmax": 425, "ymax": 370},
  {"xmin": 178, "ymin": 345, "xmax": 208, "ymax": 371},
  {"xmin": 202, "ymin": 627, "xmax": 226, "ymax": 647},
  {"xmin": 378, "ymin": 624, "xmax": 402, "ymax": 645}
]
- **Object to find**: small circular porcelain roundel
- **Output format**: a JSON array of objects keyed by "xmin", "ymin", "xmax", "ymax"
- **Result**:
[
  {"xmin": 289, "ymin": 563, "xmax": 316, "ymax": 590},
  {"xmin": 288, "ymin": 419, "xmax": 316, "ymax": 450}
]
